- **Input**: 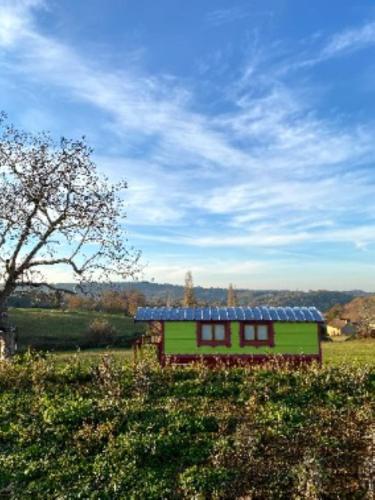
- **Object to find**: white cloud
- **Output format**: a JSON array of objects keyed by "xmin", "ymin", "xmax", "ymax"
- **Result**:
[
  {"xmin": 98, "ymin": 156, "xmax": 186, "ymax": 225},
  {"xmin": 0, "ymin": 0, "xmax": 45, "ymax": 45},
  {"xmin": 142, "ymin": 258, "xmax": 266, "ymax": 288},
  {"xmin": 321, "ymin": 21, "xmax": 375, "ymax": 58},
  {"xmin": 133, "ymin": 218, "xmax": 375, "ymax": 251}
]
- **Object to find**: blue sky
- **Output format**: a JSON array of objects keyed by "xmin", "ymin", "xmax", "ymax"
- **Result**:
[{"xmin": 1, "ymin": 0, "xmax": 375, "ymax": 290}]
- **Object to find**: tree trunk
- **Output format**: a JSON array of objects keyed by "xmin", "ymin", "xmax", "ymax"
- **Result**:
[{"xmin": 0, "ymin": 281, "xmax": 16, "ymax": 360}]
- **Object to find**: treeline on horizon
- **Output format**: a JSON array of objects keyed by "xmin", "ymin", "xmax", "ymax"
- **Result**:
[{"xmin": 6, "ymin": 280, "xmax": 369, "ymax": 314}]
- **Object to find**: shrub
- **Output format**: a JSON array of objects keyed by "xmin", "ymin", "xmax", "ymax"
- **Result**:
[
  {"xmin": 0, "ymin": 355, "xmax": 373, "ymax": 498},
  {"xmin": 82, "ymin": 319, "xmax": 117, "ymax": 347}
]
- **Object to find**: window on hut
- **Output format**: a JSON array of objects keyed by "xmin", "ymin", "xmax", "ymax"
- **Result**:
[
  {"xmin": 197, "ymin": 322, "xmax": 230, "ymax": 347},
  {"xmin": 240, "ymin": 322, "xmax": 274, "ymax": 348}
]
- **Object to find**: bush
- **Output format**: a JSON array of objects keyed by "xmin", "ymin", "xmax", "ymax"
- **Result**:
[
  {"xmin": 0, "ymin": 355, "xmax": 373, "ymax": 498},
  {"xmin": 82, "ymin": 319, "xmax": 117, "ymax": 347}
]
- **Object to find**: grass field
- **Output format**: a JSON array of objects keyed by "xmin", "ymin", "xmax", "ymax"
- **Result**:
[
  {"xmin": 323, "ymin": 337, "xmax": 375, "ymax": 365},
  {"xmin": 49, "ymin": 338, "xmax": 375, "ymax": 369},
  {"xmin": 9, "ymin": 308, "xmax": 145, "ymax": 351}
]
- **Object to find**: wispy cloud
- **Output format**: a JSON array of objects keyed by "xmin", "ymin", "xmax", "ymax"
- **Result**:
[
  {"xmin": 133, "ymin": 223, "xmax": 375, "ymax": 252},
  {"xmin": 143, "ymin": 259, "xmax": 266, "ymax": 285},
  {"xmin": 206, "ymin": 6, "xmax": 252, "ymax": 27},
  {"xmin": 285, "ymin": 19, "xmax": 375, "ymax": 71},
  {"xmin": 321, "ymin": 20, "xmax": 375, "ymax": 58}
]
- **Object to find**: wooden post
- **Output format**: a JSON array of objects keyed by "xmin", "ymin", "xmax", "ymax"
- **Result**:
[
  {"xmin": 132, "ymin": 341, "xmax": 137, "ymax": 366},
  {"xmin": 0, "ymin": 330, "xmax": 16, "ymax": 361}
]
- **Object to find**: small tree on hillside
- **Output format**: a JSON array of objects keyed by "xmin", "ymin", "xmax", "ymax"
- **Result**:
[
  {"xmin": 183, "ymin": 271, "xmax": 196, "ymax": 307},
  {"xmin": 66, "ymin": 294, "xmax": 91, "ymax": 311},
  {"xmin": 100, "ymin": 290, "xmax": 128, "ymax": 314},
  {"xmin": 227, "ymin": 283, "xmax": 236, "ymax": 307},
  {"xmin": 0, "ymin": 114, "xmax": 140, "ymax": 357},
  {"xmin": 325, "ymin": 303, "xmax": 344, "ymax": 323},
  {"xmin": 125, "ymin": 289, "xmax": 146, "ymax": 316},
  {"xmin": 353, "ymin": 297, "xmax": 375, "ymax": 338}
]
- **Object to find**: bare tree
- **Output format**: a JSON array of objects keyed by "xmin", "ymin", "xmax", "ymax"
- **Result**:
[
  {"xmin": 183, "ymin": 271, "xmax": 196, "ymax": 307},
  {"xmin": 352, "ymin": 297, "xmax": 375, "ymax": 338},
  {"xmin": 227, "ymin": 283, "xmax": 236, "ymax": 307},
  {"xmin": 0, "ymin": 114, "xmax": 139, "ymax": 356}
]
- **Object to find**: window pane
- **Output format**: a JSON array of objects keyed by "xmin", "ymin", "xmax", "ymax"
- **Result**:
[
  {"xmin": 214, "ymin": 324, "xmax": 225, "ymax": 341},
  {"xmin": 201, "ymin": 324, "xmax": 212, "ymax": 341},
  {"xmin": 244, "ymin": 325, "xmax": 255, "ymax": 340},
  {"xmin": 257, "ymin": 325, "xmax": 269, "ymax": 341}
]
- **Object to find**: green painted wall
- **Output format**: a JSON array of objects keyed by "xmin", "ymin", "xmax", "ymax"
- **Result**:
[{"xmin": 164, "ymin": 321, "xmax": 319, "ymax": 355}]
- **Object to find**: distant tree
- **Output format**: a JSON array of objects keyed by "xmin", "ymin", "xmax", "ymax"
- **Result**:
[
  {"xmin": 350, "ymin": 297, "xmax": 375, "ymax": 338},
  {"xmin": 66, "ymin": 294, "xmax": 84, "ymax": 311},
  {"xmin": 65, "ymin": 289, "xmax": 146, "ymax": 316},
  {"xmin": 227, "ymin": 283, "xmax": 236, "ymax": 307},
  {"xmin": 7, "ymin": 289, "xmax": 64, "ymax": 309},
  {"xmin": 126, "ymin": 289, "xmax": 146, "ymax": 316},
  {"xmin": 66, "ymin": 293, "xmax": 96, "ymax": 311},
  {"xmin": 0, "ymin": 114, "xmax": 140, "ymax": 357},
  {"xmin": 183, "ymin": 271, "xmax": 196, "ymax": 307},
  {"xmin": 29, "ymin": 289, "xmax": 63, "ymax": 309},
  {"xmin": 100, "ymin": 290, "xmax": 127, "ymax": 314}
]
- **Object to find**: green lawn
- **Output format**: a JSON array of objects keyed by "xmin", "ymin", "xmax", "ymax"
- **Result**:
[
  {"xmin": 49, "ymin": 338, "xmax": 375, "ymax": 368},
  {"xmin": 322, "ymin": 337, "xmax": 375, "ymax": 366},
  {"xmin": 9, "ymin": 308, "xmax": 145, "ymax": 351}
]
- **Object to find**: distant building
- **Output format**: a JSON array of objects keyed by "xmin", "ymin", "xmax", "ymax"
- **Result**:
[{"xmin": 327, "ymin": 318, "xmax": 356, "ymax": 337}]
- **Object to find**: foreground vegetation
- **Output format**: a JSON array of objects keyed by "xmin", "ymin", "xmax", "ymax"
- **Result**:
[{"xmin": 0, "ymin": 352, "xmax": 374, "ymax": 498}]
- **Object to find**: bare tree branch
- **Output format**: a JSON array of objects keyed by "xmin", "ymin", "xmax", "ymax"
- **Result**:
[{"xmin": 0, "ymin": 114, "xmax": 140, "ymax": 310}]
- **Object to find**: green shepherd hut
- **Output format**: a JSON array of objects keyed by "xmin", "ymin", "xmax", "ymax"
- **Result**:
[{"xmin": 134, "ymin": 306, "xmax": 325, "ymax": 366}]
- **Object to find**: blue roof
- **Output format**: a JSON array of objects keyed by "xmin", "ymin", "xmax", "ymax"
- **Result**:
[{"xmin": 135, "ymin": 306, "xmax": 324, "ymax": 323}]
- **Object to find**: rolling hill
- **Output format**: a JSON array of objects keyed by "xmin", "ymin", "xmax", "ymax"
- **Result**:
[{"xmin": 49, "ymin": 282, "xmax": 368, "ymax": 312}]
